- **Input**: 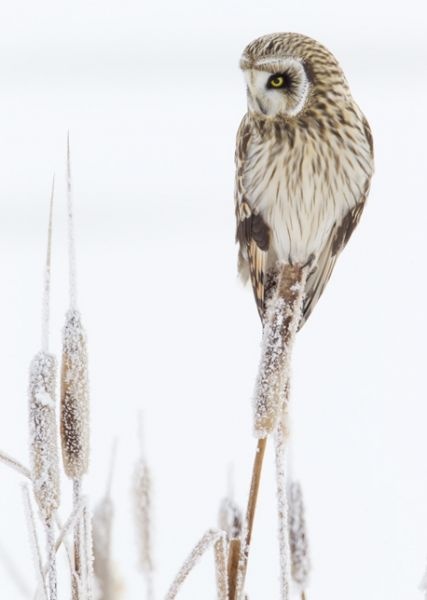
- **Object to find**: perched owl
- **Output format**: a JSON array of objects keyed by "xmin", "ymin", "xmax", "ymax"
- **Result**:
[{"xmin": 235, "ymin": 33, "xmax": 374, "ymax": 326}]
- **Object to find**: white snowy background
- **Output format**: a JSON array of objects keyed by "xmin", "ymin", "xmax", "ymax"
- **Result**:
[{"xmin": 0, "ymin": 1, "xmax": 426, "ymax": 598}]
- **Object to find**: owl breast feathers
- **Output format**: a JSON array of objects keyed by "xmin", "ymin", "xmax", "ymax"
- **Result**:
[{"xmin": 235, "ymin": 32, "xmax": 374, "ymax": 326}]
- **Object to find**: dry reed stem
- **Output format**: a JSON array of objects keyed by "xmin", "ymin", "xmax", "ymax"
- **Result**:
[
  {"xmin": 21, "ymin": 484, "xmax": 48, "ymax": 600},
  {"xmin": 226, "ymin": 539, "xmax": 240, "ymax": 600},
  {"xmin": 232, "ymin": 437, "xmax": 266, "ymax": 599},
  {"xmin": 164, "ymin": 529, "xmax": 227, "ymax": 600},
  {"xmin": 0, "ymin": 450, "xmax": 31, "ymax": 480}
]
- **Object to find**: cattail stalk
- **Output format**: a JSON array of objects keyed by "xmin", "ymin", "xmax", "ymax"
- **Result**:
[
  {"xmin": 28, "ymin": 180, "xmax": 59, "ymax": 600},
  {"xmin": 236, "ymin": 264, "xmax": 307, "ymax": 599},
  {"xmin": 61, "ymin": 137, "xmax": 91, "ymax": 599},
  {"xmin": 22, "ymin": 484, "xmax": 48, "ymax": 600}
]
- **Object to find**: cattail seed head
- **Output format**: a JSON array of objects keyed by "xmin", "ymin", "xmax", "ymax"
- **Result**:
[
  {"xmin": 29, "ymin": 351, "xmax": 60, "ymax": 522},
  {"xmin": 60, "ymin": 309, "xmax": 90, "ymax": 479},
  {"xmin": 288, "ymin": 481, "xmax": 310, "ymax": 588},
  {"xmin": 133, "ymin": 457, "xmax": 153, "ymax": 577}
]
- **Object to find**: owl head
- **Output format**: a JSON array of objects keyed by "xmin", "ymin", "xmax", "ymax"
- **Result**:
[{"xmin": 240, "ymin": 33, "xmax": 348, "ymax": 118}]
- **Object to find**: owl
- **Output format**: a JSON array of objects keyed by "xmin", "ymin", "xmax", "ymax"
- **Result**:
[{"xmin": 235, "ymin": 33, "xmax": 374, "ymax": 326}]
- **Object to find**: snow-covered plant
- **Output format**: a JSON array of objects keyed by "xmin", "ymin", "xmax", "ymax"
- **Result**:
[{"xmin": 288, "ymin": 481, "xmax": 310, "ymax": 596}]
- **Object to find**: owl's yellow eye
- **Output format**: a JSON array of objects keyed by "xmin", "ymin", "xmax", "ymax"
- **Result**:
[
  {"xmin": 270, "ymin": 76, "xmax": 284, "ymax": 88},
  {"xmin": 267, "ymin": 73, "xmax": 289, "ymax": 90}
]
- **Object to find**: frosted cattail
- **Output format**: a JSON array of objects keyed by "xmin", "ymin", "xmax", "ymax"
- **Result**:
[
  {"xmin": 253, "ymin": 266, "xmax": 306, "ymax": 438},
  {"xmin": 29, "ymin": 351, "xmax": 60, "ymax": 523},
  {"xmin": 60, "ymin": 309, "xmax": 89, "ymax": 479},
  {"xmin": 288, "ymin": 481, "xmax": 310, "ymax": 589},
  {"xmin": 165, "ymin": 529, "xmax": 227, "ymax": 600},
  {"xmin": 133, "ymin": 457, "xmax": 154, "ymax": 598},
  {"xmin": 93, "ymin": 442, "xmax": 122, "ymax": 600},
  {"xmin": 274, "ymin": 420, "xmax": 292, "ymax": 600}
]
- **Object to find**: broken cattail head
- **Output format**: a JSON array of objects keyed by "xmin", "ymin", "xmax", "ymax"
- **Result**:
[
  {"xmin": 29, "ymin": 351, "xmax": 60, "ymax": 522},
  {"xmin": 60, "ymin": 309, "xmax": 90, "ymax": 479},
  {"xmin": 288, "ymin": 481, "xmax": 310, "ymax": 588},
  {"xmin": 218, "ymin": 497, "xmax": 242, "ymax": 540}
]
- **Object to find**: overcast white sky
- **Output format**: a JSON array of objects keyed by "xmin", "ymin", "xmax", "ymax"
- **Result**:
[{"xmin": 0, "ymin": 1, "xmax": 426, "ymax": 599}]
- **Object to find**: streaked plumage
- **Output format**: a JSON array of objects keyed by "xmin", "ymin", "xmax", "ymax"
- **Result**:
[{"xmin": 235, "ymin": 33, "xmax": 374, "ymax": 326}]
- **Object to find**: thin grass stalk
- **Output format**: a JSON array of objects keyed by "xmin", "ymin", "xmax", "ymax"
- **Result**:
[
  {"xmin": 164, "ymin": 529, "xmax": 227, "ymax": 600},
  {"xmin": 231, "ymin": 437, "xmax": 266, "ymax": 599},
  {"xmin": 22, "ymin": 485, "xmax": 48, "ymax": 600},
  {"xmin": 0, "ymin": 450, "xmax": 31, "ymax": 479},
  {"xmin": 80, "ymin": 502, "xmax": 94, "ymax": 600}
]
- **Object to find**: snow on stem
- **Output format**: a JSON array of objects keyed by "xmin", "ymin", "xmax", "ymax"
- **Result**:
[
  {"xmin": 0, "ymin": 450, "xmax": 31, "ymax": 480},
  {"xmin": 274, "ymin": 419, "xmax": 292, "ymax": 600},
  {"xmin": 66, "ymin": 133, "xmax": 77, "ymax": 311},
  {"xmin": 41, "ymin": 177, "xmax": 54, "ymax": 353},
  {"xmin": 164, "ymin": 529, "xmax": 227, "ymax": 600}
]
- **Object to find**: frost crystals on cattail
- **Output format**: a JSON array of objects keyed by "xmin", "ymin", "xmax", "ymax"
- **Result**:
[
  {"xmin": 288, "ymin": 481, "xmax": 310, "ymax": 590},
  {"xmin": 60, "ymin": 309, "xmax": 89, "ymax": 479},
  {"xmin": 253, "ymin": 265, "xmax": 307, "ymax": 438},
  {"xmin": 275, "ymin": 420, "xmax": 292, "ymax": 600},
  {"xmin": 165, "ymin": 529, "xmax": 227, "ymax": 600},
  {"xmin": 29, "ymin": 351, "xmax": 60, "ymax": 523}
]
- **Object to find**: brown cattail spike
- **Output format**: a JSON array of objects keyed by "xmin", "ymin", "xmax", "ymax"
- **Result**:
[
  {"xmin": 288, "ymin": 481, "xmax": 310, "ymax": 589},
  {"xmin": 29, "ymin": 351, "xmax": 60, "ymax": 522},
  {"xmin": 60, "ymin": 309, "xmax": 90, "ymax": 479}
]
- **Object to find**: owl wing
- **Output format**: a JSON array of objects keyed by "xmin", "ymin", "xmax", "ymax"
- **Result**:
[
  {"xmin": 235, "ymin": 116, "xmax": 271, "ymax": 320},
  {"xmin": 300, "ymin": 116, "xmax": 374, "ymax": 328},
  {"xmin": 300, "ymin": 201, "xmax": 366, "ymax": 328}
]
